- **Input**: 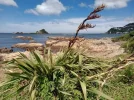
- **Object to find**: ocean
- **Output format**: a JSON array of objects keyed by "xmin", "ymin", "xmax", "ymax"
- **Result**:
[{"xmin": 0, "ymin": 33, "xmax": 122, "ymax": 51}]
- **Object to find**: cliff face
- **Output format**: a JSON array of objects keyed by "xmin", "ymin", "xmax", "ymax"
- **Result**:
[{"xmin": 107, "ymin": 23, "xmax": 134, "ymax": 34}]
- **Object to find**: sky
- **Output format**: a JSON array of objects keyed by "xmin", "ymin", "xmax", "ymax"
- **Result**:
[{"xmin": 0, "ymin": 0, "xmax": 134, "ymax": 33}]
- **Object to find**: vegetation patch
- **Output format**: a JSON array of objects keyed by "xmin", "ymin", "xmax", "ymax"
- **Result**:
[
  {"xmin": 0, "ymin": 49, "xmax": 114, "ymax": 100},
  {"xmin": 112, "ymin": 31, "xmax": 134, "ymax": 53}
]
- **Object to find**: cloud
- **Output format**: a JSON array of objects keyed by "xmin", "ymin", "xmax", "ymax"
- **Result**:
[
  {"xmin": 0, "ymin": 0, "xmax": 18, "ymax": 7},
  {"xmin": 125, "ymin": 17, "xmax": 134, "ymax": 22},
  {"xmin": 78, "ymin": 3, "xmax": 94, "ymax": 8},
  {"xmin": 0, "ymin": 16, "xmax": 130, "ymax": 33},
  {"xmin": 66, "ymin": 6, "xmax": 73, "ymax": 10},
  {"xmin": 88, "ymin": 4, "xmax": 94, "ymax": 8},
  {"xmin": 25, "ymin": 0, "xmax": 66, "ymax": 15},
  {"xmin": 78, "ymin": 3, "xmax": 88, "ymax": 7},
  {"xmin": 25, "ymin": 9, "xmax": 39, "ymax": 15},
  {"xmin": 94, "ymin": 0, "xmax": 130, "ymax": 9}
]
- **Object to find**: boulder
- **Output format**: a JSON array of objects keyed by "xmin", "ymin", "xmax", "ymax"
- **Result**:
[
  {"xmin": 29, "ymin": 40, "xmax": 37, "ymax": 43},
  {"xmin": 0, "ymin": 55, "xmax": 3, "ymax": 61},
  {"xmin": 12, "ymin": 43, "xmax": 44, "ymax": 51},
  {"xmin": 0, "ymin": 47, "xmax": 13, "ymax": 53},
  {"xmin": 15, "ymin": 36, "xmax": 33, "ymax": 40}
]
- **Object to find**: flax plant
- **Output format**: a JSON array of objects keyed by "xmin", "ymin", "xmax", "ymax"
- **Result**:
[
  {"xmin": 0, "ymin": 4, "xmax": 118, "ymax": 100},
  {"xmin": 0, "ymin": 48, "xmax": 114, "ymax": 100}
]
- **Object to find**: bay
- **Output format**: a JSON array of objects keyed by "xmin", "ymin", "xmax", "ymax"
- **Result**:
[{"xmin": 0, "ymin": 33, "xmax": 122, "ymax": 50}]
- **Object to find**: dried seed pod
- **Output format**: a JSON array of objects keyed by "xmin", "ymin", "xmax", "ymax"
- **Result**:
[
  {"xmin": 78, "ymin": 24, "xmax": 86, "ymax": 30},
  {"xmin": 93, "ymin": 4, "xmax": 105, "ymax": 14},
  {"xmin": 86, "ymin": 24, "xmax": 96, "ymax": 28},
  {"xmin": 87, "ymin": 13, "xmax": 101, "ymax": 20}
]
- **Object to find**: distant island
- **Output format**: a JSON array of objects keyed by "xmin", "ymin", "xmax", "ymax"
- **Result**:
[
  {"xmin": 107, "ymin": 23, "xmax": 134, "ymax": 34},
  {"xmin": 36, "ymin": 29, "xmax": 48, "ymax": 34},
  {"xmin": 14, "ymin": 32, "xmax": 24, "ymax": 34},
  {"xmin": 13, "ymin": 29, "xmax": 49, "ymax": 34}
]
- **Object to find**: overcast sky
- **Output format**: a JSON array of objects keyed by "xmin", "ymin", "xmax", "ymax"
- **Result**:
[{"xmin": 0, "ymin": 0, "xmax": 134, "ymax": 33}]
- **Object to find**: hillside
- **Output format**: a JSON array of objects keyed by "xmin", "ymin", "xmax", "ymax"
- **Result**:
[{"xmin": 107, "ymin": 23, "xmax": 134, "ymax": 34}]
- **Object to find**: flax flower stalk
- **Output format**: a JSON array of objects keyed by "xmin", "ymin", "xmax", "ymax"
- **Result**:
[{"xmin": 68, "ymin": 4, "xmax": 105, "ymax": 48}]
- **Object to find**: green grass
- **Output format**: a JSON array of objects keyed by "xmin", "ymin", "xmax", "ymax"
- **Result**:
[
  {"xmin": 103, "ymin": 64, "xmax": 134, "ymax": 100},
  {"xmin": 103, "ymin": 82, "xmax": 134, "ymax": 100}
]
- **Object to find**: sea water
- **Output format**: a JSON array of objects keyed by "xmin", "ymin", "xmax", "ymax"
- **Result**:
[{"xmin": 0, "ymin": 33, "xmax": 122, "ymax": 49}]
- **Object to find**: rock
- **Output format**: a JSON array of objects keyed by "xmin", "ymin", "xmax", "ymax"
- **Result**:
[
  {"xmin": 0, "ymin": 55, "xmax": 3, "ymax": 61},
  {"xmin": 29, "ymin": 40, "xmax": 37, "ymax": 43},
  {"xmin": 12, "ymin": 43, "xmax": 44, "ymax": 51},
  {"xmin": 15, "ymin": 32, "xmax": 23, "ymax": 34},
  {"xmin": 37, "ymin": 47, "xmax": 44, "ymax": 51},
  {"xmin": 15, "ymin": 36, "xmax": 33, "ymax": 40},
  {"xmin": 0, "ymin": 47, "xmax": 13, "ymax": 53},
  {"xmin": 0, "ymin": 51, "xmax": 30, "ymax": 61},
  {"xmin": 45, "ymin": 37, "xmax": 124, "ymax": 58}
]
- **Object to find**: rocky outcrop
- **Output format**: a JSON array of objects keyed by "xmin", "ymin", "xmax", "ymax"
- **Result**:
[
  {"xmin": 15, "ymin": 32, "xmax": 23, "ymax": 34},
  {"xmin": 0, "ymin": 51, "xmax": 30, "ymax": 61},
  {"xmin": 36, "ymin": 29, "xmax": 48, "ymax": 34},
  {"xmin": 12, "ymin": 43, "xmax": 44, "ymax": 51},
  {"xmin": 0, "ymin": 47, "xmax": 13, "ymax": 53},
  {"xmin": 46, "ymin": 37, "xmax": 124, "ymax": 58},
  {"xmin": 29, "ymin": 40, "xmax": 37, "ymax": 43},
  {"xmin": 107, "ymin": 23, "xmax": 134, "ymax": 34},
  {"xmin": 0, "ymin": 55, "xmax": 3, "ymax": 61},
  {"xmin": 15, "ymin": 36, "xmax": 33, "ymax": 40}
]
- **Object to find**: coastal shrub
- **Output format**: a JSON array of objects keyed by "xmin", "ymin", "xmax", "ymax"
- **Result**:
[
  {"xmin": 112, "ymin": 31, "xmax": 134, "ymax": 53},
  {"xmin": 113, "ymin": 31, "xmax": 134, "ymax": 41},
  {"xmin": 122, "ymin": 40, "xmax": 134, "ymax": 53},
  {"xmin": 0, "ymin": 49, "xmax": 113, "ymax": 100}
]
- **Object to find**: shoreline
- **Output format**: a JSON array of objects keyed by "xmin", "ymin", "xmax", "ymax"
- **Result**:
[
  {"xmin": 0, "ymin": 37, "xmax": 124, "ymax": 61},
  {"xmin": 0, "ymin": 37, "xmax": 125, "ymax": 83},
  {"xmin": 0, "ymin": 33, "xmax": 122, "ymax": 49}
]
